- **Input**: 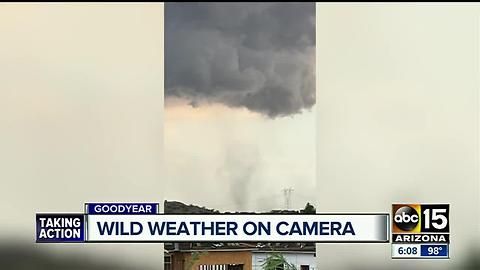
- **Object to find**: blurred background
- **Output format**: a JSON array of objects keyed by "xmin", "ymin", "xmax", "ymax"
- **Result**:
[
  {"xmin": 0, "ymin": 4, "xmax": 164, "ymax": 269},
  {"xmin": 0, "ymin": 3, "xmax": 479, "ymax": 270},
  {"xmin": 317, "ymin": 4, "xmax": 480, "ymax": 270}
]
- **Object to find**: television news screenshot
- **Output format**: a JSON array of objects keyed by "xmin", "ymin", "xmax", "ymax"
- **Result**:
[{"xmin": 0, "ymin": 2, "xmax": 479, "ymax": 270}]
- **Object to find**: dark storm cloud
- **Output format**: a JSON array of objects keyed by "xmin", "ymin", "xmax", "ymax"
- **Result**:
[{"xmin": 165, "ymin": 3, "xmax": 315, "ymax": 117}]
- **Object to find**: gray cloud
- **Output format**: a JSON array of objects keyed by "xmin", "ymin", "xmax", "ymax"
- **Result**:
[{"xmin": 165, "ymin": 3, "xmax": 315, "ymax": 117}]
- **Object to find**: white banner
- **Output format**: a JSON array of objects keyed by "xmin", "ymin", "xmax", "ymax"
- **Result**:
[{"xmin": 86, "ymin": 214, "xmax": 389, "ymax": 242}]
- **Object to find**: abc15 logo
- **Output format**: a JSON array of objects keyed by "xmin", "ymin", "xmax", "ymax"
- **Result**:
[{"xmin": 392, "ymin": 204, "xmax": 449, "ymax": 233}]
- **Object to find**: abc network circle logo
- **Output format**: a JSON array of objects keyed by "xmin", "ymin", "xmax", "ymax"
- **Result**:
[{"xmin": 394, "ymin": 206, "xmax": 419, "ymax": 231}]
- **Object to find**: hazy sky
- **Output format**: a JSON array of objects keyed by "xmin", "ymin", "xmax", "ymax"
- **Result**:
[{"xmin": 164, "ymin": 100, "xmax": 316, "ymax": 212}]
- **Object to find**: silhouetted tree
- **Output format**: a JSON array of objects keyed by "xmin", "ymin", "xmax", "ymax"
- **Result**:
[{"xmin": 301, "ymin": 203, "xmax": 316, "ymax": 214}]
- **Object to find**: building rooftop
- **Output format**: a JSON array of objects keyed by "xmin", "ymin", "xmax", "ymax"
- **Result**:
[{"xmin": 164, "ymin": 242, "xmax": 315, "ymax": 253}]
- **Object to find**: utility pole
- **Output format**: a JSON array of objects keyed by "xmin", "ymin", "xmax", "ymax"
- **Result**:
[{"xmin": 282, "ymin": 187, "xmax": 294, "ymax": 210}]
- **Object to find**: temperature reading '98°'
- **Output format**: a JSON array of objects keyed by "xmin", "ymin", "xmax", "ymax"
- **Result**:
[{"xmin": 428, "ymin": 246, "xmax": 443, "ymax": 255}]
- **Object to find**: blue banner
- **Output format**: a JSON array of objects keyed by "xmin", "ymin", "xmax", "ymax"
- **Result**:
[
  {"xmin": 421, "ymin": 244, "xmax": 449, "ymax": 257},
  {"xmin": 36, "ymin": 214, "xmax": 85, "ymax": 243},
  {"xmin": 86, "ymin": 203, "xmax": 159, "ymax": 215}
]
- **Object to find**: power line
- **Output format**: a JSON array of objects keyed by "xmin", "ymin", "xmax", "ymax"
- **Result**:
[{"xmin": 282, "ymin": 187, "xmax": 294, "ymax": 210}]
